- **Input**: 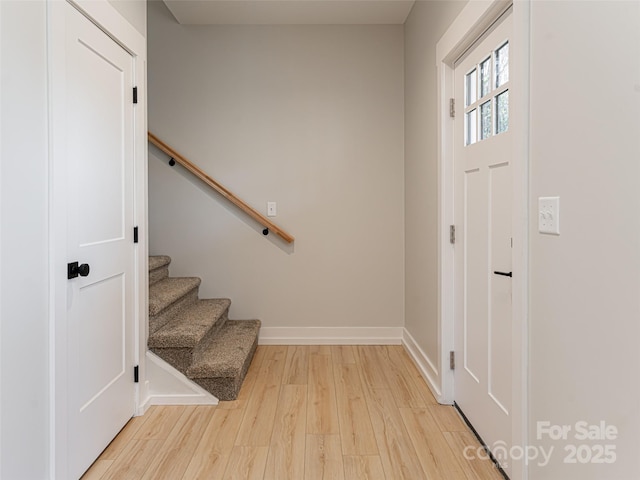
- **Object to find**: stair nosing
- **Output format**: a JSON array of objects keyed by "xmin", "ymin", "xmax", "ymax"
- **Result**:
[
  {"xmin": 188, "ymin": 319, "xmax": 261, "ymax": 378},
  {"xmin": 149, "ymin": 255, "xmax": 171, "ymax": 272},
  {"xmin": 149, "ymin": 298, "xmax": 231, "ymax": 349}
]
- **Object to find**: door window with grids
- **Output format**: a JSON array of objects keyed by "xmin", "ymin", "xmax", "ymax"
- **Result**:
[{"xmin": 464, "ymin": 41, "xmax": 509, "ymax": 146}]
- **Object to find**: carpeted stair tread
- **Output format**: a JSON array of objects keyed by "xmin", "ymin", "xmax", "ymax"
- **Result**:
[
  {"xmin": 188, "ymin": 320, "xmax": 261, "ymax": 379},
  {"xmin": 149, "ymin": 255, "xmax": 171, "ymax": 271},
  {"xmin": 149, "ymin": 298, "xmax": 231, "ymax": 349},
  {"xmin": 149, "ymin": 277, "xmax": 201, "ymax": 316}
]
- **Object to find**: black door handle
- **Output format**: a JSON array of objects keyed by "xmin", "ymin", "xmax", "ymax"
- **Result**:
[
  {"xmin": 493, "ymin": 271, "xmax": 512, "ymax": 277},
  {"xmin": 68, "ymin": 262, "xmax": 90, "ymax": 279},
  {"xmin": 77, "ymin": 263, "xmax": 90, "ymax": 277}
]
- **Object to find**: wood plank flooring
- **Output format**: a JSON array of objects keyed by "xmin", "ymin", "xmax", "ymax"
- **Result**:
[{"xmin": 82, "ymin": 345, "xmax": 504, "ymax": 480}]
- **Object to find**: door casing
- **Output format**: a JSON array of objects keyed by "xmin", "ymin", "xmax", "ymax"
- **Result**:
[
  {"xmin": 436, "ymin": 1, "xmax": 530, "ymax": 479},
  {"xmin": 49, "ymin": 1, "xmax": 148, "ymax": 477}
]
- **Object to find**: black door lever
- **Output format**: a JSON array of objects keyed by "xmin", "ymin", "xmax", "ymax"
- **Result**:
[{"xmin": 493, "ymin": 271, "xmax": 512, "ymax": 277}]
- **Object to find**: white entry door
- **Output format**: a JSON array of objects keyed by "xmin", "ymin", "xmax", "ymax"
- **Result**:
[
  {"xmin": 453, "ymin": 8, "xmax": 513, "ymax": 475},
  {"xmin": 65, "ymin": 3, "xmax": 136, "ymax": 478}
]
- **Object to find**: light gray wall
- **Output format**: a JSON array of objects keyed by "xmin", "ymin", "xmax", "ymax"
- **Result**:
[
  {"xmin": 0, "ymin": 1, "xmax": 50, "ymax": 478},
  {"xmin": 147, "ymin": 1, "xmax": 405, "ymax": 332},
  {"xmin": 403, "ymin": 0, "xmax": 466, "ymax": 386},
  {"xmin": 108, "ymin": 0, "xmax": 147, "ymax": 36},
  {"xmin": 528, "ymin": 1, "xmax": 640, "ymax": 478}
]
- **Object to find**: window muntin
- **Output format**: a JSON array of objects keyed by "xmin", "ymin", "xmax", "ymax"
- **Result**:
[{"xmin": 463, "ymin": 40, "xmax": 509, "ymax": 146}]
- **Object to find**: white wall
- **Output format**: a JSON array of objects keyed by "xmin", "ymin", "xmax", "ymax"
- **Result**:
[
  {"xmin": 147, "ymin": 0, "xmax": 405, "ymax": 337},
  {"xmin": 0, "ymin": 1, "xmax": 50, "ymax": 478},
  {"xmin": 528, "ymin": 1, "xmax": 640, "ymax": 478},
  {"xmin": 107, "ymin": 0, "xmax": 147, "ymax": 35},
  {"xmin": 406, "ymin": 2, "xmax": 640, "ymax": 478},
  {"xmin": 0, "ymin": 1, "xmax": 147, "ymax": 477},
  {"xmin": 403, "ymin": 0, "xmax": 466, "ymax": 388}
]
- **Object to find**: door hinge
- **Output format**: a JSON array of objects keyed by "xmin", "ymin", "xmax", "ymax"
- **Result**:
[
  {"xmin": 134, "ymin": 365, "xmax": 139, "ymax": 383},
  {"xmin": 133, "ymin": 86, "xmax": 138, "ymax": 104},
  {"xmin": 449, "ymin": 225, "xmax": 456, "ymax": 244},
  {"xmin": 450, "ymin": 351, "xmax": 455, "ymax": 370},
  {"xmin": 133, "ymin": 226, "xmax": 139, "ymax": 244},
  {"xmin": 449, "ymin": 98, "xmax": 455, "ymax": 118}
]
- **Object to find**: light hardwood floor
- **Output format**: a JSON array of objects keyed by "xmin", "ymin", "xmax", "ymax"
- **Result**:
[{"xmin": 82, "ymin": 345, "xmax": 505, "ymax": 480}]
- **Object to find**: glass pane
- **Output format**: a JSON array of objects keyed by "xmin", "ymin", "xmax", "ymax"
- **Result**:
[
  {"xmin": 480, "ymin": 57, "xmax": 491, "ymax": 97},
  {"xmin": 466, "ymin": 109, "xmax": 477, "ymax": 146},
  {"xmin": 496, "ymin": 42, "xmax": 509, "ymax": 87},
  {"xmin": 480, "ymin": 101, "xmax": 492, "ymax": 140},
  {"xmin": 466, "ymin": 69, "xmax": 477, "ymax": 107},
  {"xmin": 496, "ymin": 90, "xmax": 509, "ymax": 134}
]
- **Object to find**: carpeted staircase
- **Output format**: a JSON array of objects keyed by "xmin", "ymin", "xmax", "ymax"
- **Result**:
[{"xmin": 147, "ymin": 255, "xmax": 260, "ymax": 400}]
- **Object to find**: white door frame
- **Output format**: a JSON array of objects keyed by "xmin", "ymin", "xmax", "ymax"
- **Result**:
[
  {"xmin": 436, "ymin": 1, "xmax": 530, "ymax": 479},
  {"xmin": 48, "ymin": 1, "xmax": 147, "ymax": 477}
]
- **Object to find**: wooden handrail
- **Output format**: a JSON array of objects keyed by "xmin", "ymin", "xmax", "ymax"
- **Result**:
[{"xmin": 148, "ymin": 132, "xmax": 295, "ymax": 244}]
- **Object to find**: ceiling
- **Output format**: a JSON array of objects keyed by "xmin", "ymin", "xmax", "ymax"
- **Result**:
[{"xmin": 162, "ymin": 0, "xmax": 416, "ymax": 25}]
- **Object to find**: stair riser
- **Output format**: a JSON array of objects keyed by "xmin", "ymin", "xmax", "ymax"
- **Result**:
[
  {"xmin": 149, "ymin": 288, "xmax": 198, "ymax": 335},
  {"xmin": 151, "ymin": 347, "xmax": 192, "ymax": 374},
  {"xmin": 192, "ymin": 309, "xmax": 229, "ymax": 357},
  {"xmin": 149, "ymin": 308, "xmax": 229, "ymax": 373},
  {"xmin": 194, "ymin": 377, "xmax": 242, "ymax": 402},
  {"xmin": 193, "ymin": 335, "xmax": 258, "ymax": 401},
  {"xmin": 149, "ymin": 265, "xmax": 169, "ymax": 286}
]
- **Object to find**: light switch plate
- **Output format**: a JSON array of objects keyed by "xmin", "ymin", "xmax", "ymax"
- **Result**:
[
  {"xmin": 538, "ymin": 197, "xmax": 560, "ymax": 235},
  {"xmin": 267, "ymin": 201, "xmax": 277, "ymax": 217}
]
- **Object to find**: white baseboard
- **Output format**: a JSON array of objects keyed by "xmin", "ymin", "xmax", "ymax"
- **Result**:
[
  {"xmin": 145, "ymin": 351, "xmax": 218, "ymax": 406},
  {"xmin": 402, "ymin": 328, "xmax": 446, "ymax": 402},
  {"xmin": 137, "ymin": 392, "xmax": 152, "ymax": 416},
  {"xmin": 258, "ymin": 327, "xmax": 403, "ymax": 345}
]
